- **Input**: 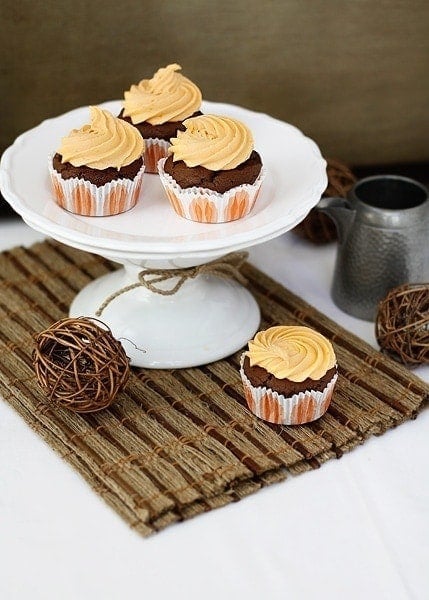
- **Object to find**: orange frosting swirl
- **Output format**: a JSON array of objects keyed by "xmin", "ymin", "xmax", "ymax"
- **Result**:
[
  {"xmin": 168, "ymin": 115, "xmax": 254, "ymax": 170},
  {"xmin": 58, "ymin": 106, "xmax": 144, "ymax": 170},
  {"xmin": 247, "ymin": 326, "xmax": 336, "ymax": 382},
  {"xmin": 122, "ymin": 63, "xmax": 202, "ymax": 125}
]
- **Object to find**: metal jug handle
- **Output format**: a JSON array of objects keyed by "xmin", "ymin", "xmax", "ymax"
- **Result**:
[{"xmin": 316, "ymin": 197, "xmax": 355, "ymax": 243}]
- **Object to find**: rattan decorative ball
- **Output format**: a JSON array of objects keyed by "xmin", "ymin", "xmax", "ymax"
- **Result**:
[
  {"xmin": 293, "ymin": 158, "xmax": 356, "ymax": 243},
  {"xmin": 33, "ymin": 317, "xmax": 130, "ymax": 413},
  {"xmin": 375, "ymin": 284, "xmax": 429, "ymax": 366}
]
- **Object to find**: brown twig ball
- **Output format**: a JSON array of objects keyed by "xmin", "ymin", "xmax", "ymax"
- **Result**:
[
  {"xmin": 293, "ymin": 158, "xmax": 356, "ymax": 244},
  {"xmin": 375, "ymin": 284, "xmax": 429, "ymax": 366},
  {"xmin": 33, "ymin": 317, "xmax": 130, "ymax": 413}
]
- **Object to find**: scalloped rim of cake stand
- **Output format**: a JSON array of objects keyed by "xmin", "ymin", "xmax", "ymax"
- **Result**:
[{"xmin": 0, "ymin": 100, "xmax": 327, "ymax": 260}]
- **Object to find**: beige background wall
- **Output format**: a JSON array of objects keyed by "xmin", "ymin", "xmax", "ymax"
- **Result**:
[{"xmin": 2, "ymin": 0, "xmax": 428, "ymax": 165}]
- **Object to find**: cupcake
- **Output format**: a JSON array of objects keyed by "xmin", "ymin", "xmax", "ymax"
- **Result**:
[
  {"xmin": 158, "ymin": 114, "xmax": 265, "ymax": 223},
  {"xmin": 49, "ymin": 106, "xmax": 145, "ymax": 216},
  {"xmin": 240, "ymin": 326, "xmax": 338, "ymax": 425},
  {"xmin": 119, "ymin": 63, "xmax": 202, "ymax": 173}
]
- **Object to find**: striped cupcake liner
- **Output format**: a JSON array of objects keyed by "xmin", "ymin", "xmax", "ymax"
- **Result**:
[
  {"xmin": 157, "ymin": 158, "xmax": 266, "ymax": 223},
  {"xmin": 144, "ymin": 138, "xmax": 171, "ymax": 174},
  {"xmin": 239, "ymin": 354, "xmax": 338, "ymax": 425},
  {"xmin": 48, "ymin": 162, "xmax": 145, "ymax": 217}
]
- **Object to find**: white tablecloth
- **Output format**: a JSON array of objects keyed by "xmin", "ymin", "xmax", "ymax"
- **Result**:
[{"xmin": 1, "ymin": 219, "xmax": 428, "ymax": 600}]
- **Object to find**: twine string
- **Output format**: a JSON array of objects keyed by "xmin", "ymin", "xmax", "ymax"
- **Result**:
[{"xmin": 95, "ymin": 251, "xmax": 249, "ymax": 317}]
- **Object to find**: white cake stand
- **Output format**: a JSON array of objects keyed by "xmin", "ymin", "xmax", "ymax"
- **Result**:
[{"xmin": 0, "ymin": 100, "xmax": 327, "ymax": 367}]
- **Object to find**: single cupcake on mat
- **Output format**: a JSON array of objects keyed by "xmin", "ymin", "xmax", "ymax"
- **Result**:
[
  {"xmin": 158, "ymin": 114, "xmax": 265, "ymax": 223},
  {"xmin": 119, "ymin": 63, "xmax": 202, "ymax": 173},
  {"xmin": 240, "ymin": 326, "xmax": 338, "ymax": 425},
  {"xmin": 49, "ymin": 106, "xmax": 145, "ymax": 216}
]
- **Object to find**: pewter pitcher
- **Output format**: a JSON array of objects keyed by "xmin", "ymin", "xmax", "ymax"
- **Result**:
[{"xmin": 317, "ymin": 175, "xmax": 429, "ymax": 321}]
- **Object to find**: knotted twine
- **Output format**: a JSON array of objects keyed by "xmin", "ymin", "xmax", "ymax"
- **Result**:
[{"xmin": 95, "ymin": 251, "xmax": 249, "ymax": 316}]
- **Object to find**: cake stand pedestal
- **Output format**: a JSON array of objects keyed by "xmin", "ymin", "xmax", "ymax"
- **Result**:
[
  {"xmin": 69, "ymin": 262, "xmax": 260, "ymax": 368},
  {"xmin": 0, "ymin": 99, "xmax": 327, "ymax": 368}
]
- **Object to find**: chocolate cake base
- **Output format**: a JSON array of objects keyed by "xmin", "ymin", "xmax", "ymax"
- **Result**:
[
  {"xmin": 52, "ymin": 154, "xmax": 143, "ymax": 185},
  {"xmin": 118, "ymin": 110, "xmax": 202, "ymax": 141},
  {"xmin": 243, "ymin": 355, "xmax": 337, "ymax": 396},
  {"xmin": 163, "ymin": 151, "xmax": 262, "ymax": 194}
]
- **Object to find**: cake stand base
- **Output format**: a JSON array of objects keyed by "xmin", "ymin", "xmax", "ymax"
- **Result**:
[{"xmin": 69, "ymin": 266, "xmax": 260, "ymax": 368}]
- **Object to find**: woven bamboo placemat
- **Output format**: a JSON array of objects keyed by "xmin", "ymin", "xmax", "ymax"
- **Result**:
[{"xmin": 0, "ymin": 240, "xmax": 427, "ymax": 536}]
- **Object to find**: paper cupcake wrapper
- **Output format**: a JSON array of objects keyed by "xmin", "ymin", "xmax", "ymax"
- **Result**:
[
  {"xmin": 49, "ymin": 163, "xmax": 145, "ymax": 216},
  {"xmin": 157, "ymin": 157, "xmax": 266, "ymax": 223},
  {"xmin": 240, "ymin": 354, "xmax": 338, "ymax": 425},
  {"xmin": 144, "ymin": 138, "xmax": 171, "ymax": 174}
]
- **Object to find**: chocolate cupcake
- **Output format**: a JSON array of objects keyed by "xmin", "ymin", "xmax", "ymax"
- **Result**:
[
  {"xmin": 49, "ymin": 107, "xmax": 145, "ymax": 216},
  {"xmin": 158, "ymin": 114, "xmax": 265, "ymax": 223},
  {"xmin": 120, "ymin": 63, "xmax": 202, "ymax": 173},
  {"xmin": 240, "ymin": 326, "xmax": 338, "ymax": 425}
]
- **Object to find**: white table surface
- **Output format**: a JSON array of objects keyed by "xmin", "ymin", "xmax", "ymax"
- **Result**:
[{"xmin": 0, "ymin": 218, "xmax": 428, "ymax": 600}]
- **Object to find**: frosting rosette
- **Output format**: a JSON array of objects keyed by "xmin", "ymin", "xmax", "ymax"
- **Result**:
[
  {"xmin": 168, "ymin": 115, "xmax": 254, "ymax": 171},
  {"xmin": 123, "ymin": 63, "xmax": 202, "ymax": 125},
  {"xmin": 58, "ymin": 107, "xmax": 144, "ymax": 170},
  {"xmin": 247, "ymin": 326, "xmax": 336, "ymax": 382}
]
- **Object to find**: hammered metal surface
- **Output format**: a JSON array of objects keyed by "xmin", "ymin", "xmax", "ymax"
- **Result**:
[{"xmin": 332, "ymin": 224, "xmax": 426, "ymax": 320}]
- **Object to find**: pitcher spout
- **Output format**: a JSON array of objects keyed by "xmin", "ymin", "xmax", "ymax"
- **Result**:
[{"xmin": 316, "ymin": 197, "xmax": 355, "ymax": 242}]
